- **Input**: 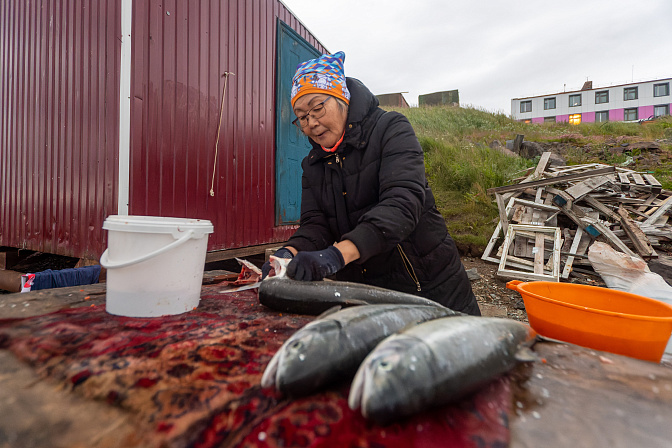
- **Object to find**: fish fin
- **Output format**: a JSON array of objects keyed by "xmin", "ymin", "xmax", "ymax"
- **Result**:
[
  {"xmin": 515, "ymin": 346, "xmax": 539, "ymax": 363},
  {"xmin": 314, "ymin": 305, "xmax": 343, "ymax": 320},
  {"xmin": 535, "ymin": 334, "xmax": 568, "ymax": 345}
]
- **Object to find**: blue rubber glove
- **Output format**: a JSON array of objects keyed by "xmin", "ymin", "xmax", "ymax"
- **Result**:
[
  {"xmin": 261, "ymin": 247, "xmax": 294, "ymax": 280},
  {"xmin": 286, "ymin": 246, "xmax": 345, "ymax": 281}
]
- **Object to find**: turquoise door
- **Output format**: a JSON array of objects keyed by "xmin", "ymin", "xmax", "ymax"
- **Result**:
[{"xmin": 275, "ymin": 21, "xmax": 321, "ymax": 225}]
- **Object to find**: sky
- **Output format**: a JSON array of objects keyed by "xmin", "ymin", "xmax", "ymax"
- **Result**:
[{"xmin": 281, "ymin": 0, "xmax": 672, "ymax": 114}]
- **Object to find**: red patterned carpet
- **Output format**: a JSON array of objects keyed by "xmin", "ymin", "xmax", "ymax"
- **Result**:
[{"xmin": 0, "ymin": 286, "xmax": 512, "ymax": 447}]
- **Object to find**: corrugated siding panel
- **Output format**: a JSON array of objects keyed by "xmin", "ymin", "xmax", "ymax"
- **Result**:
[
  {"xmin": 129, "ymin": 0, "xmax": 325, "ymax": 251},
  {"xmin": 0, "ymin": 0, "xmax": 121, "ymax": 259}
]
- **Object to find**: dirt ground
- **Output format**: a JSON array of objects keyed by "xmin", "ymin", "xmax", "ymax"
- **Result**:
[{"xmin": 461, "ymin": 255, "xmax": 608, "ymax": 323}]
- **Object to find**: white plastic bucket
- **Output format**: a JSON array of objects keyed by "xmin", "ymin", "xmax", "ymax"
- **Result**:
[{"xmin": 100, "ymin": 215, "xmax": 214, "ymax": 317}]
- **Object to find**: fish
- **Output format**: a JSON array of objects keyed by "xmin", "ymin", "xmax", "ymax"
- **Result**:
[
  {"xmin": 258, "ymin": 257, "xmax": 446, "ymax": 314},
  {"xmin": 258, "ymin": 277, "xmax": 449, "ymax": 314},
  {"xmin": 348, "ymin": 316, "xmax": 537, "ymax": 425},
  {"xmin": 261, "ymin": 304, "xmax": 462, "ymax": 397},
  {"xmin": 258, "ymin": 255, "xmax": 447, "ymax": 315}
]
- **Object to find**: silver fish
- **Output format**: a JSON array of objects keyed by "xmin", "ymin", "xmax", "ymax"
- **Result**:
[
  {"xmin": 258, "ymin": 255, "xmax": 448, "ymax": 315},
  {"xmin": 258, "ymin": 277, "xmax": 447, "ymax": 315},
  {"xmin": 348, "ymin": 316, "xmax": 537, "ymax": 424},
  {"xmin": 261, "ymin": 304, "xmax": 461, "ymax": 397}
]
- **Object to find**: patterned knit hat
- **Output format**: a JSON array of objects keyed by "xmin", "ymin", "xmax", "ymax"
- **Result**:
[{"xmin": 291, "ymin": 51, "xmax": 351, "ymax": 108}]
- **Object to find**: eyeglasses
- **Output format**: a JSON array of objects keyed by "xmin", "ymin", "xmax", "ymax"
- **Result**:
[{"xmin": 292, "ymin": 96, "xmax": 332, "ymax": 128}]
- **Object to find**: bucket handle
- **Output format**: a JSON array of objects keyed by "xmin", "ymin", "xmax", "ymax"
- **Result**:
[
  {"xmin": 506, "ymin": 280, "xmax": 523, "ymax": 291},
  {"xmin": 100, "ymin": 230, "xmax": 195, "ymax": 269}
]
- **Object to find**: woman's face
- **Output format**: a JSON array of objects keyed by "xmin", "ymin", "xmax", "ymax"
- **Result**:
[{"xmin": 293, "ymin": 93, "xmax": 347, "ymax": 148}]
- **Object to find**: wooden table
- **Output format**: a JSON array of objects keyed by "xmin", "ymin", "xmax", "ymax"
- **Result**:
[{"xmin": 1, "ymin": 283, "xmax": 671, "ymax": 448}]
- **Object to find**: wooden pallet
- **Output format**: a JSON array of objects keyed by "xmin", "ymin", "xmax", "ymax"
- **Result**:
[
  {"xmin": 614, "ymin": 171, "xmax": 662, "ymax": 194},
  {"xmin": 497, "ymin": 224, "xmax": 562, "ymax": 282}
]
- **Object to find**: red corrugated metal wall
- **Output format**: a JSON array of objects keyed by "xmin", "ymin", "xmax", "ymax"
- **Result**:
[
  {"xmin": 129, "ymin": 0, "xmax": 326, "ymax": 251},
  {"xmin": 0, "ymin": 0, "xmax": 121, "ymax": 260},
  {"xmin": 0, "ymin": 0, "xmax": 324, "ymax": 259}
]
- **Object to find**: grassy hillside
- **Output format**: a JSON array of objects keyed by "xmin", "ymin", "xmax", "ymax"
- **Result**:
[{"xmin": 384, "ymin": 105, "xmax": 672, "ymax": 255}]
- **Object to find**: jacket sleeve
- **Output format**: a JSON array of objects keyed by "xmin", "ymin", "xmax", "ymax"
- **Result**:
[
  {"xmin": 284, "ymin": 166, "xmax": 335, "ymax": 252},
  {"xmin": 342, "ymin": 112, "xmax": 426, "ymax": 262}
]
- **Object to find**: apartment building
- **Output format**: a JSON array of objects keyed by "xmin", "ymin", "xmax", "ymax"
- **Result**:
[{"xmin": 511, "ymin": 78, "xmax": 671, "ymax": 124}]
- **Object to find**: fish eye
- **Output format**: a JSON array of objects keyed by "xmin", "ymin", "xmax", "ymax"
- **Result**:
[
  {"xmin": 378, "ymin": 360, "xmax": 392, "ymax": 371},
  {"xmin": 290, "ymin": 341, "xmax": 303, "ymax": 350}
]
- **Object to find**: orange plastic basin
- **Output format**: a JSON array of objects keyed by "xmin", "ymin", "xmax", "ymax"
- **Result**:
[{"xmin": 507, "ymin": 280, "xmax": 672, "ymax": 362}]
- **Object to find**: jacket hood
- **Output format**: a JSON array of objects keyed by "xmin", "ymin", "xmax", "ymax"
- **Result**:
[
  {"xmin": 306, "ymin": 78, "xmax": 383, "ymax": 164},
  {"xmin": 345, "ymin": 77, "xmax": 380, "ymax": 124}
]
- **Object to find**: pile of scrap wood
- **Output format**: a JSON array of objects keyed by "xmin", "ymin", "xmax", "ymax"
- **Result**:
[{"xmin": 483, "ymin": 152, "xmax": 671, "ymax": 282}]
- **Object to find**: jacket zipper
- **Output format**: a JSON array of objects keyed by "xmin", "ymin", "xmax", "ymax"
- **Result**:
[{"xmin": 397, "ymin": 244, "xmax": 422, "ymax": 292}]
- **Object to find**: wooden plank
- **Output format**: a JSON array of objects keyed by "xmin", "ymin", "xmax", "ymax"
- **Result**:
[
  {"xmin": 564, "ymin": 175, "xmax": 612, "ymax": 201},
  {"xmin": 581, "ymin": 196, "xmax": 620, "ymax": 221},
  {"xmin": 591, "ymin": 221, "xmax": 639, "ymax": 258},
  {"xmin": 618, "ymin": 172, "xmax": 631, "ymax": 190},
  {"xmin": 534, "ymin": 233, "xmax": 545, "ymax": 274},
  {"xmin": 561, "ymin": 227, "xmax": 586, "ymax": 279},
  {"xmin": 643, "ymin": 173, "xmax": 662, "ymax": 188},
  {"xmin": 643, "ymin": 174, "xmax": 662, "ymax": 194},
  {"xmin": 510, "ymin": 342, "xmax": 672, "ymax": 448},
  {"xmin": 532, "ymin": 152, "xmax": 552, "ymax": 177},
  {"xmin": 551, "ymin": 199, "xmax": 602, "ymax": 238},
  {"xmin": 506, "ymin": 198, "xmax": 560, "ymax": 213},
  {"xmin": 488, "ymin": 166, "xmax": 616, "ymax": 195},
  {"xmin": 638, "ymin": 193, "xmax": 659, "ymax": 213},
  {"xmin": 0, "ymin": 283, "xmax": 107, "ymax": 318},
  {"xmin": 205, "ymin": 242, "xmax": 294, "ymax": 263},
  {"xmin": 496, "ymin": 193, "xmax": 509, "ymax": 236},
  {"xmin": 481, "ymin": 198, "xmax": 516, "ymax": 263},
  {"xmin": 616, "ymin": 205, "xmax": 655, "ymax": 258},
  {"xmin": 514, "ymin": 207, "xmax": 536, "ymax": 257},
  {"xmin": 643, "ymin": 195, "xmax": 672, "ymax": 226},
  {"xmin": 502, "ymin": 152, "xmax": 552, "ymax": 202},
  {"xmin": 631, "ymin": 173, "xmax": 646, "ymax": 186}
]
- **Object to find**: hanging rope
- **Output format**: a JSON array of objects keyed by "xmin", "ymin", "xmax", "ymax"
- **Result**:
[{"xmin": 210, "ymin": 71, "xmax": 235, "ymax": 197}]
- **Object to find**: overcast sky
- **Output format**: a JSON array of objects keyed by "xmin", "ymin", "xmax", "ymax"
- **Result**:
[{"xmin": 281, "ymin": 0, "xmax": 672, "ymax": 114}]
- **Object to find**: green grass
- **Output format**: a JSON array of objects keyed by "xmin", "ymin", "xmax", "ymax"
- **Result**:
[{"xmin": 383, "ymin": 105, "xmax": 672, "ymax": 255}]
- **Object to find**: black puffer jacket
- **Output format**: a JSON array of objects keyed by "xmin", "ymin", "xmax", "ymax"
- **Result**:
[{"xmin": 285, "ymin": 78, "xmax": 479, "ymax": 314}]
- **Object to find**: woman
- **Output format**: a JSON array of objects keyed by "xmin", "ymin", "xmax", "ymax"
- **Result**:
[{"xmin": 264, "ymin": 51, "xmax": 480, "ymax": 315}]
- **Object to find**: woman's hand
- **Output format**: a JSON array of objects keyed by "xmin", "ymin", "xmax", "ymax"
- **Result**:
[
  {"xmin": 261, "ymin": 246, "xmax": 297, "ymax": 279},
  {"xmin": 287, "ymin": 246, "xmax": 345, "ymax": 281}
]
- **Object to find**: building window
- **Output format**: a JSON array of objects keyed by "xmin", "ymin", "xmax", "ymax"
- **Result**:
[
  {"xmin": 520, "ymin": 101, "xmax": 532, "ymax": 113},
  {"xmin": 654, "ymin": 83, "xmax": 670, "ymax": 97},
  {"xmin": 544, "ymin": 116, "xmax": 556, "ymax": 123},
  {"xmin": 624, "ymin": 87, "xmax": 638, "ymax": 101},
  {"xmin": 595, "ymin": 111, "xmax": 609, "ymax": 122},
  {"xmin": 544, "ymin": 97, "xmax": 556, "ymax": 110},
  {"xmin": 595, "ymin": 91, "xmax": 609, "ymax": 104},
  {"xmin": 655, "ymin": 105, "xmax": 670, "ymax": 117},
  {"xmin": 624, "ymin": 108, "xmax": 638, "ymax": 121},
  {"xmin": 569, "ymin": 94, "xmax": 581, "ymax": 107},
  {"xmin": 569, "ymin": 114, "xmax": 581, "ymax": 125}
]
